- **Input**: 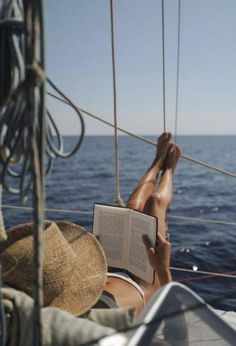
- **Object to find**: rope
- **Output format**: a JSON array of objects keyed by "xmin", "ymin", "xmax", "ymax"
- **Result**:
[
  {"xmin": 46, "ymin": 77, "xmax": 85, "ymax": 158},
  {"xmin": 3, "ymin": 203, "xmax": 236, "ymax": 282},
  {"xmin": 46, "ymin": 91, "xmax": 236, "ymax": 179},
  {"xmin": 2, "ymin": 204, "xmax": 93, "ymax": 215},
  {"xmin": 167, "ymin": 214, "xmax": 236, "ymax": 226},
  {"xmin": 0, "ymin": 266, "xmax": 6, "ymax": 346},
  {"xmin": 24, "ymin": 0, "xmax": 44, "ymax": 345},
  {"xmin": 0, "ymin": 8, "xmax": 85, "ymax": 199},
  {"xmin": 3, "ymin": 204, "xmax": 236, "ymax": 226},
  {"xmin": 178, "ymin": 270, "xmax": 236, "ymax": 283},
  {"xmin": 171, "ymin": 267, "xmax": 236, "ymax": 279},
  {"xmin": 161, "ymin": 0, "xmax": 166, "ymax": 131},
  {"xmin": 0, "ymin": 1, "xmax": 85, "ymax": 344},
  {"xmin": 174, "ymin": 0, "xmax": 181, "ymax": 143},
  {"xmin": 109, "ymin": 0, "xmax": 124, "ymax": 207}
]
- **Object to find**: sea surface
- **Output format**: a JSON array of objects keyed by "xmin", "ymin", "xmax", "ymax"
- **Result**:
[{"xmin": 2, "ymin": 135, "xmax": 236, "ymax": 311}]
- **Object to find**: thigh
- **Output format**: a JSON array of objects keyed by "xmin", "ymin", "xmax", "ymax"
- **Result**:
[{"xmin": 104, "ymin": 277, "xmax": 144, "ymax": 315}]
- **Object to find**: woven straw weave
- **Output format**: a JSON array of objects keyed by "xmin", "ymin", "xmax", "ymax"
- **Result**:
[{"xmin": 0, "ymin": 221, "xmax": 107, "ymax": 316}]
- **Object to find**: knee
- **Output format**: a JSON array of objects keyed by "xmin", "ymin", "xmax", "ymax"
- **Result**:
[
  {"xmin": 126, "ymin": 201, "xmax": 143, "ymax": 212},
  {"xmin": 149, "ymin": 191, "xmax": 161, "ymax": 203},
  {"xmin": 149, "ymin": 192, "xmax": 165, "ymax": 207}
]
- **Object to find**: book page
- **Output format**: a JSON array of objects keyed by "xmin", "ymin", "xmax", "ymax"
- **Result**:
[
  {"xmin": 127, "ymin": 210, "xmax": 157, "ymax": 283},
  {"xmin": 92, "ymin": 204, "xmax": 129, "ymax": 268}
]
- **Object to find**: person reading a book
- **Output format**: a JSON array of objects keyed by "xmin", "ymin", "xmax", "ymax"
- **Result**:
[
  {"xmin": 0, "ymin": 221, "xmax": 185, "ymax": 345},
  {"xmin": 0, "ymin": 132, "xmax": 181, "ymax": 319},
  {"xmin": 94, "ymin": 132, "xmax": 181, "ymax": 314}
]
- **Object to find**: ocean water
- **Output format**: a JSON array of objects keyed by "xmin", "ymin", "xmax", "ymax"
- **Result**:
[{"xmin": 2, "ymin": 135, "xmax": 236, "ymax": 311}]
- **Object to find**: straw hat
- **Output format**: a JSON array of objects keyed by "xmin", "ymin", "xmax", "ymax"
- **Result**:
[{"xmin": 0, "ymin": 221, "xmax": 107, "ymax": 316}]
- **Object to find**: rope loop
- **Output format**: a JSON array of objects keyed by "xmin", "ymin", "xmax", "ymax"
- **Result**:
[
  {"xmin": 0, "ymin": 18, "xmax": 24, "ymax": 30},
  {"xmin": 25, "ymin": 62, "xmax": 45, "ymax": 87}
]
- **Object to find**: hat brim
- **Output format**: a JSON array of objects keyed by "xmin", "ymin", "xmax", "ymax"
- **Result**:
[
  {"xmin": 1, "ymin": 220, "xmax": 107, "ymax": 316},
  {"xmin": 48, "ymin": 221, "xmax": 107, "ymax": 316}
]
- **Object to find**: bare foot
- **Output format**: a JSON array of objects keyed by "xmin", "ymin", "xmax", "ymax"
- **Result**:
[
  {"xmin": 154, "ymin": 132, "xmax": 172, "ymax": 166},
  {"xmin": 162, "ymin": 143, "xmax": 181, "ymax": 173}
]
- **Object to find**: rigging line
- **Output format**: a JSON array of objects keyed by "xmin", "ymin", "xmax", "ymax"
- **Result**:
[
  {"xmin": 46, "ymin": 91, "xmax": 236, "ymax": 179},
  {"xmin": 1, "ymin": 204, "xmax": 93, "ymax": 215},
  {"xmin": 3, "ymin": 205, "xmax": 236, "ymax": 278},
  {"xmin": 174, "ymin": 0, "xmax": 181, "ymax": 143},
  {"xmin": 46, "ymin": 77, "xmax": 85, "ymax": 157},
  {"xmin": 170, "ymin": 267, "xmax": 236, "ymax": 279},
  {"xmin": 2, "ymin": 204, "xmax": 236, "ymax": 226},
  {"xmin": 109, "ymin": 0, "xmax": 124, "ymax": 207},
  {"xmin": 181, "ymin": 153, "xmax": 236, "ymax": 178},
  {"xmin": 4, "ymin": 203, "xmax": 236, "ymax": 233},
  {"xmin": 24, "ymin": 1, "xmax": 45, "ymax": 345},
  {"xmin": 178, "ymin": 270, "xmax": 236, "ymax": 283},
  {"xmin": 161, "ymin": 0, "xmax": 166, "ymax": 131},
  {"xmin": 167, "ymin": 214, "xmax": 236, "ymax": 226}
]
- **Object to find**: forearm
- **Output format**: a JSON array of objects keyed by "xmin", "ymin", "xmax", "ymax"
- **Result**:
[{"xmin": 155, "ymin": 267, "xmax": 172, "ymax": 286}]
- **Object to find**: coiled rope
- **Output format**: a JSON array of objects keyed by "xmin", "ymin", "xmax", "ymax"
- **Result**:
[
  {"xmin": 23, "ymin": 1, "xmax": 45, "ymax": 345},
  {"xmin": 46, "ymin": 91, "xmax": 236, "ymax": 179},
  {"xmin": 1, "ymin": 3, "xmax": 234, "ymax": 344},
  {"xmin": 0, "ymin": 1, "xmax": 85, "ymax": 345},
  {"xmin": 0, "ymin": 1, "xmax": 45, "ymax": 345},
  {"xmin": 0, "ymin": 266, "xmax": 6, "ymax": 346},
  {"xmin": 109, "ymin": 0, "xmax": 124, "ymax": 207},
  {"xmin": 0, "ymin": 9, "xmax": 85, "ymax": 200}
]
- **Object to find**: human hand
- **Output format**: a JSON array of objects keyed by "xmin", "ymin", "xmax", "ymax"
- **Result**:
[{"xmin": 142, "ymin": 233, "xmax": 171, "ymax": 278}]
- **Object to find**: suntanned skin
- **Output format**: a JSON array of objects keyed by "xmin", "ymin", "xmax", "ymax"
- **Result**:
[{"xmin": 97, "ymin": 133, "xmax": 181, "ymax": 314}]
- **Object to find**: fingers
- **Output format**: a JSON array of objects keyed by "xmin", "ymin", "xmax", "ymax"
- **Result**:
[
  {"xmin": 143, "ymin": 233, "xmax": 170, "ymax": 252},
  {"xmin": 157, "ymin": 232, "xmax": 165, "ymax": 244},
  {"xmin": 142, "ymin": 234, "xmax": 153, "ymax": 249},
  {"xmin": 142, "ymin": 235, "xmax": 155, "ymax": 258},
  {"xmin": 143, "ymin": 233, "xmax": 167, "ymax": 247}
]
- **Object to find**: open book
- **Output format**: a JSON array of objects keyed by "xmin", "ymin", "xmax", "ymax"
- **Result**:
[{"xmin": 92, "ymin": 203, "xmax": 157, "ymax": 283}]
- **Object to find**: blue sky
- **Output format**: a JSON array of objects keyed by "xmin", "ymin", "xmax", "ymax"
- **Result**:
[{"xmin": 45, "ymin": 0, "xmax": 236, "ymax": 135}]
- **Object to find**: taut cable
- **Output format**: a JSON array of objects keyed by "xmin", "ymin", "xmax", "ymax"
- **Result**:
[
  {"xmin": 3, "ymin": 204, "xmax": 236, "ymax": 226},
  {"xmin": 174, "ymin": 0, "xmax": 181, "ymax": 143},
  {"xmin": 46, "ymin": 91, "xmax": 236, "ymax": 179},
  {"xmin": 161, "ymin": 0, "xmax": 166, "ymax": 132},
  {"xmin": 109, "ymin": 0, "xmax": 124, "ymax": 207}
]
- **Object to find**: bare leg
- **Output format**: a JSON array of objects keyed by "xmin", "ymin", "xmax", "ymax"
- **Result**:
[
  {"xmin": 103, "ymin": 142, "xmax": 181, "ymax": 314},
  {"xmin": 144, "ymin": 144, "xmax": 181, "ymax": 238},
  {"xmin": 136, "ymin": 144, "xmax": 181, "ymax": 299},
  {"xmin": 126, "ymin": 132, "xmax": 171, "ymax": 211}
]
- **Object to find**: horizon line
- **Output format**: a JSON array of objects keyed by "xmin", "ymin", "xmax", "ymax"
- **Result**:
[{"xmin": 59, "ymin": 133, "xmax": 236, "ymax": 137}]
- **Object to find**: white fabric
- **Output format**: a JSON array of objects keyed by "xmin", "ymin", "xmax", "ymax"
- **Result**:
[{"xmin": 107, "ymin": 272, "xmax": 145, "ymax": 303}]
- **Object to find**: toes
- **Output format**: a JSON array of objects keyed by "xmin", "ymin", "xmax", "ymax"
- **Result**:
[
  {"xmin": 159, "ymin": 132, "xmax": 172, "ymax": 141},
  {"xmin": 161, "ymin": 132, "xmax": 167, "ymax": 139},
  {"xmin": 163, "ymin": 132, "xmax": 172, "ymax": 140},
  {"xmin": 168, "ymin": 143, "xmax": 175, "ymax": 152},
  {"xmin": 174, "ymin": 144, "xmax": 181, "ymax": 157}
]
